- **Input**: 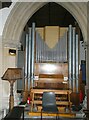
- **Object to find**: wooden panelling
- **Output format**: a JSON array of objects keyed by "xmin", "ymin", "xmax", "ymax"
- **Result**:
[
  {"xmin": 34, "ymin": 63, "xmax": 68, "ymax": 89},
  {"xmin": 34, "ymin": 63, "xmax": 68, "ymax": 76},
  {"xmin": 34, "ymin": 82, "xmax": 68, "ymax": 89},
  {"xmin": 39, "ymin": 74, "xmax": 63, "ymax": 78}
]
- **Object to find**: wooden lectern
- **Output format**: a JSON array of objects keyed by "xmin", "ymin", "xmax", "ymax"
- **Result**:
[{"xmin": 2, "ymin": 68, "xmax": 22, "ymax": 111}]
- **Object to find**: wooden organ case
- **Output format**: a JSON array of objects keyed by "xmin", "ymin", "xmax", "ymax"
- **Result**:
[
  {"xmin": 34, "ymin": 63, "xmax": 68, "ymax": 89},
  {"xmin": 24, "ymin": 24, "xmax": 81, "ymax": 115},
  {"xmin": 30, "ymin": 26, "xmax": 72, "ymax": 113},
  {"xmin": 31, "ymin": 63, "xmax": 72, "ymax": 112}
]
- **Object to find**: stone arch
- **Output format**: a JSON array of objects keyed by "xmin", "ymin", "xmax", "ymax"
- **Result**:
[{"xmin": 2, "ymin": 2, "xmax": 87, "ymax": 47}]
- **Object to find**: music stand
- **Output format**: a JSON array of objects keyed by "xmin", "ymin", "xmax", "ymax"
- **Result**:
[{"xmin": 2, "ymin": 68, "xmax": 22, "ymax": 111}]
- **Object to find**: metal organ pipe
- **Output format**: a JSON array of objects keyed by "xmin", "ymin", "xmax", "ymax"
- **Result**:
[
  {"xmin": 72, "ymin": 28, "xmax": 76, "ymax": 92},
  {"xmin": 28, "ymin": 28, "xmax": 31, "ymax": 90},
  {"xmin": 41, "ymin": 39, "xmax": 43, "ymax": 62},
  {"xmin": 35, "ymin": 29, "xmax": 68, "ymax": 63},
  {"xmin": 43, "ymin": 40, "xmax": 45, "ymax": 62},
  {"xmin": 75, "ymin": 34, "xmax": 79, "ymax": 93},
  {"xmin": 68, "ymin": 25, "xmax": 79, "ymax": 93},
  {"xmin": 24, "ymin": 34, "xmax": 29, "ymax": 90},
  {"xmin": 59, "ymin": 39, "xmax": 61, "ymax": 62},
  {"xmin": 30, "ymin": 22, "xmax": 35, "ymax": 88},
  {"xmin": 68, "ymin": 25, "xmax": 73, "ymax": 90},
  {"xmin": 57, "ymin": 42, "xmax": 59, "ymax": 62},
  {"xmin": 36, "ymin": 32, "xmax": 38, "ymax": 62},
  {"xmin": 60, "ymin": 40, "xmax": 62, "ymax": 62},
  {"xmin": 65, "ymin": 32, "xmax": 68, "ymax": 62},
  {"xmin": 40, "ymin": 38, "xmax": 42, "ymax": 62}
]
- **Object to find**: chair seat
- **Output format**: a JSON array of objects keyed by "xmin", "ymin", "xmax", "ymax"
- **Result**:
[
  {"xmin": 41, "ymin": 92, "xmax": 59, "ymax": 120},
  {"xmin": 43, "ymin": 105, "xmax": 58, "ymax": 113}
]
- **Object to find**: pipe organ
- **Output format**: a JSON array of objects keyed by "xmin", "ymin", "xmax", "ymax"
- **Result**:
[
  {"xmin": 24, "ymin": 23, "xmax": 80, "ymax": 109},
  {"xmin": 36, "ymin": 27, "xmax": 68, "ymax": 63}
]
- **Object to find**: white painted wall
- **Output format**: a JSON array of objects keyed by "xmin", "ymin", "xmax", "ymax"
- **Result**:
[
  {"xmin": 0, "ymin": 4, "xmax": 18, "ymax": 115},
  {"xmin": 0, "ymin": 46, "xmax": 18, "ymax": 119},
  {"xmin": 0, "ymin": 6, "xmax": 19, "ymax": 120},
  {"xmin": 0, "ymin": 8, "xmax": 10, "ymax": 36},
  {"xmin": 0, "ymin": 36, "xmax": 10, "ymax": 119}
]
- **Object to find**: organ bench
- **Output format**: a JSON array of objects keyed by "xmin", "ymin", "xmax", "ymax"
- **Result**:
[{"xmin": 30, "ymin": 88, "xmax": 72, "ymax": 113}]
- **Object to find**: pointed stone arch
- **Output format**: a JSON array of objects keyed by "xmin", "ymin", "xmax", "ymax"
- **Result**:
[{"xmin": 2, "ymin": 2, "xmax": 87, "ymax": 47}]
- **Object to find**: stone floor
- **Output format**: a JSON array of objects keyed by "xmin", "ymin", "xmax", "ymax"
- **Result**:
[
  {"xmin": 1, "ymin": 104, "xmax": 86, "ymax": 120},
  {"xmin": 25, "ymin": 117, "xmax": 85, "ymax": 120},
  {"xmin": 24, "ymin": 105, "xmax": 85, "ymax": 120}
]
